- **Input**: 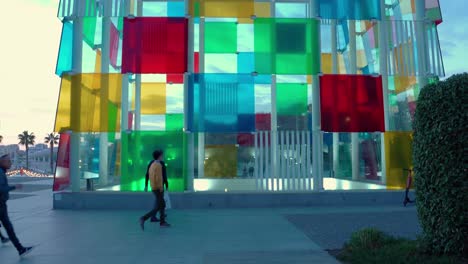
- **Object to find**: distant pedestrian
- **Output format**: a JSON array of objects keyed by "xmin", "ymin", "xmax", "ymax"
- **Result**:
[
  {"xmin": 139, "ymin": 150, "xmax": 170, "ymax": 230},
  {"xmin": 144, "ymin": 157, "xmax": 169, "ymax": 222},
  {"xmin": 0, "ymin": 154, "xmax": 34, "ymax": 257}
]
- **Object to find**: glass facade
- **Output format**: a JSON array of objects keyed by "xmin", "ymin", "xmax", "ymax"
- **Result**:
[{"xmin": 53, "ymin": 0, "xmax": 444, "ymax": 192}]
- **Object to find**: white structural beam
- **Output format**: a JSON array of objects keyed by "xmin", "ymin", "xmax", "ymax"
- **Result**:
[
  {"xmin": 415, "ymin": 0, "xmax": 428, "ymax": 89},
  {"xmin": 331, "ymin": 20, "xmax": 339, "ymax": 178},
  {"xmin": 70, "ymin": 0, "xmax": 83, "ymax": 192},
  {"xmin": 379, "ymin": 0, "xmax": 389, "ymax": 185},
  {"xmin": 349, "ymin": 21, "xmax": 359, "ymax": 181},
  {"xmin": 198, "ymin": 17, "xmax": 205, "ymax": 179},
  {"xmin": 99, "ymin": 0, "xmax": 111, "ymax": 186},
  {"xmin": 185, "ymin": 0, "xmax": 195, "ymax": 191},
  {"xmin": 134, "ymin": 0, "xmax": 143, "ymax": 131},
  {"xmin": 310, "ymin": 0, "xmax": 323, "ymax": 191},
  {"xmin": 270, "ymin": 0, "xmax": 278, "ymax": 191}
]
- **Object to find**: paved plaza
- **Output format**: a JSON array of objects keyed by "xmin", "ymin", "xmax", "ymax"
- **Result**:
[{"xmin": 1, "ymin": 177, "xmax": 420, "ymax": 264}]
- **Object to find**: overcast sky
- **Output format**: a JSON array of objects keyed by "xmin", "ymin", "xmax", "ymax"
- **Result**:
[{"xmin": 0, "ymin": 0, "xmax": 466, "ymax": 145}]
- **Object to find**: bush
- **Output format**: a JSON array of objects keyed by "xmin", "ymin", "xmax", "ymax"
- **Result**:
[
  {"xmin": 338, "ymin": 229, "xmax": 463, "ymax": 264},
  {"xmin": 345, "ymin": 228, "xmax": 392, "ymax": 251},
  {"xmin": 413, "ymin": 73, "xmax": 468, "ymax": 257}
]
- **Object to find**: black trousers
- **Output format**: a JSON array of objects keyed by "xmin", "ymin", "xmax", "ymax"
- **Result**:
[
  {"xmin": 142, "ymin": 190, "xmax": 166, "ymax": 222},
  {"xmin": 0, "ymin": 203, "xmax": 24, "ymax": 252}
]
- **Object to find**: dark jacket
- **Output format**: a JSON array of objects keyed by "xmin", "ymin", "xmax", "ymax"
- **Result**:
[
  {"xmin": 145, "ymin": 160, "xmax": 168, "ymax": 190},
  {"xmin": 0, "ymin": 168, "xmax": 15, "ymax": 203}
]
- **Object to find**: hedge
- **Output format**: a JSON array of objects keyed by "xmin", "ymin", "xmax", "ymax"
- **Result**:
[{"xmin": 413, "ymin": 73, "xmax": 468, "ymax": 257}]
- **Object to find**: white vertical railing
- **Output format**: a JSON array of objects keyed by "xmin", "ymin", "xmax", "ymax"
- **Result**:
[{"xmin": 255, "ymin": 131, "xmax": 313, "ymax": 191}]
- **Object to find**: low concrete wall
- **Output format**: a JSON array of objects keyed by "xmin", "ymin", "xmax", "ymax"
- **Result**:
[{"xmin": 53, "ymin": 190, "xmax": 415, "ymax": 210}]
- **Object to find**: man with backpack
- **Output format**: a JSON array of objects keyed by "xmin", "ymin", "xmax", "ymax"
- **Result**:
[
  {"xmin": 144, "ymin": 151, "xmax": 169, "ymax": 222},
  {"xmin": 140, "ymin": 150, "xmax": 170, "ymax": 230}
]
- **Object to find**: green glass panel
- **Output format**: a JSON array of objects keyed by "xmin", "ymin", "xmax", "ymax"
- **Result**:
[
  {"xmin": 254, "ymin": 18, "xmax": 320, "ymax": 74},
  {"xmin": 205, "ymin": 22, "xmax": 237, "ymax": 53},
  {"xmin": 120, "ymin": 131, "xmax": 186, "ymax": 192},
  {"xmin": 83, "ymin": 17, "xmax": 97, "ymax": 47},
  {"xmin": 117, "ymin": 17, "xmax": 124, "ymax": 36},
  {"xmin": 277, "ymin": 83, "xmax": 308, "ymax": 115},
  {"xmin": 108, "ymin": 102, "xmax": 118, "ymax": 142},
  {"xmin": 166, "ymin": 114, "xmax": 184, "ymax": 131}
]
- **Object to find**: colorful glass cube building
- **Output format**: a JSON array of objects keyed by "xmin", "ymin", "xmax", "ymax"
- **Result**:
[{"xmin": 53, "ymin": 0, "xmax": 444, "ymax": 193}]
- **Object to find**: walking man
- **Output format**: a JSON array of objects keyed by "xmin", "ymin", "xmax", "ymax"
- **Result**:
[
  {"xmin": 0, "ymin": 154, "xmax": 34, "ymax": 256},
  {"xmin": 139, "ymin": 150, "xmax": 170, "ymax": 230},
  {"xmin": 144, "ymin": 158, "xmax": 169, "ymax": 222}
]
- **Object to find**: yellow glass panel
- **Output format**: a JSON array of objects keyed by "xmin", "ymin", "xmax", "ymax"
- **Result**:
[
  {"xmin": 190, "ymin": 0, "xmax": 255, "ymax": 18},
  {"xmin": 384, "ymin": 132, "xmax": 413, "ymax": 189},
  {"xmin": 238, "ymin": 2, "xmax": 271, "ymax": 23},
  {"xmin": 322, "ymin": 53, "xmax": 333, "ymax": 74},
  {"xmin": 393, "ymin": 40, "xmax": 413, "ymax": 75},
  {"xmin": 54, "ymin": 74, "xmax": 122, "ymax": 133},
  {"xmin": 135, "ymin": 83, "xmax": 166, "ymax": 115},
  {"xmin": 394, "ymin": 76, "xmax": 417, "ymax": 94},
  {"xmin": 204, "ymin": 145, "xmax": 237, "ymax": 178},
  {"xmin": 338, "ymin": 53, "xmax": 347, "ymax": 74},
  {"xmin": 357, "ymin": 50, "xmax": 368, "ymax": 69},
  {"xmin": 94, "ymin": 50, "xmax": 102, "ymax": 73}
]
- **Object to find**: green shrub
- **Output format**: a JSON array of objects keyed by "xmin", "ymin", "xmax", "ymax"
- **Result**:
[
  {"xmin": 413, "ymin": 73, "xmax": 468, "ymax": 257},
  {"xmin": 344, "ymin": 228, "xmax": 393, "ymax": 252},
  {"xmin": 338, "ymin": 229, "xmax": 463, "ymax": 264}
]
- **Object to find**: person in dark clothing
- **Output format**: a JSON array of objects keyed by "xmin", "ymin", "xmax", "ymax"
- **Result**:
[
  {"xmin": 0, "ymin": 154, "xmax": 34, "ymax": 257},
  {"xmin": 144, "ymin": 158, "xmax": 168, "ymax": 222},
  {"xmin": 139, "ymin": 150, "xmax": 170, "ymax": 230},
  {"xmin": 0, "ymin": 224, "xmax": 10, "ymax": 243}
]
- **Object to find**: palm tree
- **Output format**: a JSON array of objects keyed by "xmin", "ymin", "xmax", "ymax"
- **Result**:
[
  {"xmin": 44, "ymin": 133, "xmax": 60, "ymax": 174},
  {"xmin": 18, "ymin": 131, "xmax": 36, "ymax": 169}
]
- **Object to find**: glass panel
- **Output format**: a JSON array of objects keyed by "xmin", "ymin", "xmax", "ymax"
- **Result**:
[
  {"xmin": 320, "ymin": 74, "xmax": 385, "ymax": 132},
  {"xmin": 384, "ymin": 132, "xmax": 413, "ymax": 189},
  {"xmin": 277, "ymin": 83, "xmax": 308, "ymax": 115},
  {"xmin": 318, "ymin": 0, "xmax": 381, "ymax": 20},
  {"xmin": 190, "ymin": 0, "xmax": 255, "ymax": 18},
  {"xmin": 53, "ymin": 133, "xmax": 71, "ymax": 191},
  {"xmin": 122, "ymin": 17, "xmax": 188, "ymax": 74},
  {"xmin": 204, "ymin": 145, "xmax": 238, "ymax": 178},
  {"xmin": 166, "ymin": 114, "xmax": 184, "ymax": 131},
  {"xmin": 55, "ymin": 74, "xmax": 123, "ymax": 132},
  {"xmin": 188, "ymin": 74, "xmax": 257, "ymax": 132},
  {"xmin": 388, "ymin": 77, "xmax": 418, "ymax": 131},
  {"xmin": 205, "ymin": 22, "xmax": 237, "ymax": 53},
  {"xmin": 56, "ymin": 22, "xmax": 73, "ymax": 76},
  {"xmin": 83, "ymin": 17, "xmax": 97, "ymax": 48},
  {"xmin": 120, "ymin": 131, "xmax": 187, "ymax": 192},
  {"xmin": 254, "ymin": 18, "xmax": 320, "ymax": 74},
  {"xmin": 136, "ymin": 83, "xmax": 166, "ymax": 115}
]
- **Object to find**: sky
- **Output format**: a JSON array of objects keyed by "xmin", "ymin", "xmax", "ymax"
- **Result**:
[{"xmin": 0, "ymin": 0, "xmax": 467, "ymax": 146}]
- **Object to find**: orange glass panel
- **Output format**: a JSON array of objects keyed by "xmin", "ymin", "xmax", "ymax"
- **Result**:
[{"xmin": 238, "ymin": 2, "xmax": 271, "ymax": 23}]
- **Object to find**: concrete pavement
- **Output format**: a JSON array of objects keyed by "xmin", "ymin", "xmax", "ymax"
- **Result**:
[{"xmin": 1, "ymin": 177, "xmax": 420, "ymax": 264}]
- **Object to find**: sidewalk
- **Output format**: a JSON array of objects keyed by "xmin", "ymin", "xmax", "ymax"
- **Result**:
[{"xmin": 1, "ymin": 178, "xmax": 420, "ymax": 264}]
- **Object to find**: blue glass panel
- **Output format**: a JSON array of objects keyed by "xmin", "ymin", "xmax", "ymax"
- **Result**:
[
  {"xmin": 319, "ymin": 0, "xmax": 381, "ymax": 20},
  {"xmin": 55, "ymin": 22, "xmax": 73, "ymax": 77},
  {"xmin": 188, "ymin": 74, "xmax": 256, "ymax": 133},
  {"xmin": 338, "ymin": 21, "xmax": 349, "ymax": 51},
  {"xmin": 168, "ymin": 1, "xmax": 185, "ymax": 17},
  {"xmin": 238, "ymin": 52, "xmax": 254, "ymax": 74}
]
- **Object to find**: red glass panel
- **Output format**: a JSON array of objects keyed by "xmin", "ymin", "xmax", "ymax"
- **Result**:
[
  {"xmin": 256, "ymin": 113, "xmax": 271, "ymax": 130},
  {"xmin": 320, "ymin": 74, "xmax": 384, "ymax": 132},
  {"xmin": 53, "ymin": 133, "xmax": 70, "ymax": 191},
  {"xmin": 194, "ymin": 52, "xmax": 199, "ymax": 73},
  {"xmin": 122, "ymin": 17, "xmax": 188, "ymax": 74},
  {"xmin": 110, "ymin": 22, "xmax": 119, "ymax": 68},
  {"xmin": 237, "ymin": 133, "xmax": 254, "ymax": 146},
  {"xmin": 167, "ymin": 74, "xmax": 184, "ymax": 84}
]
